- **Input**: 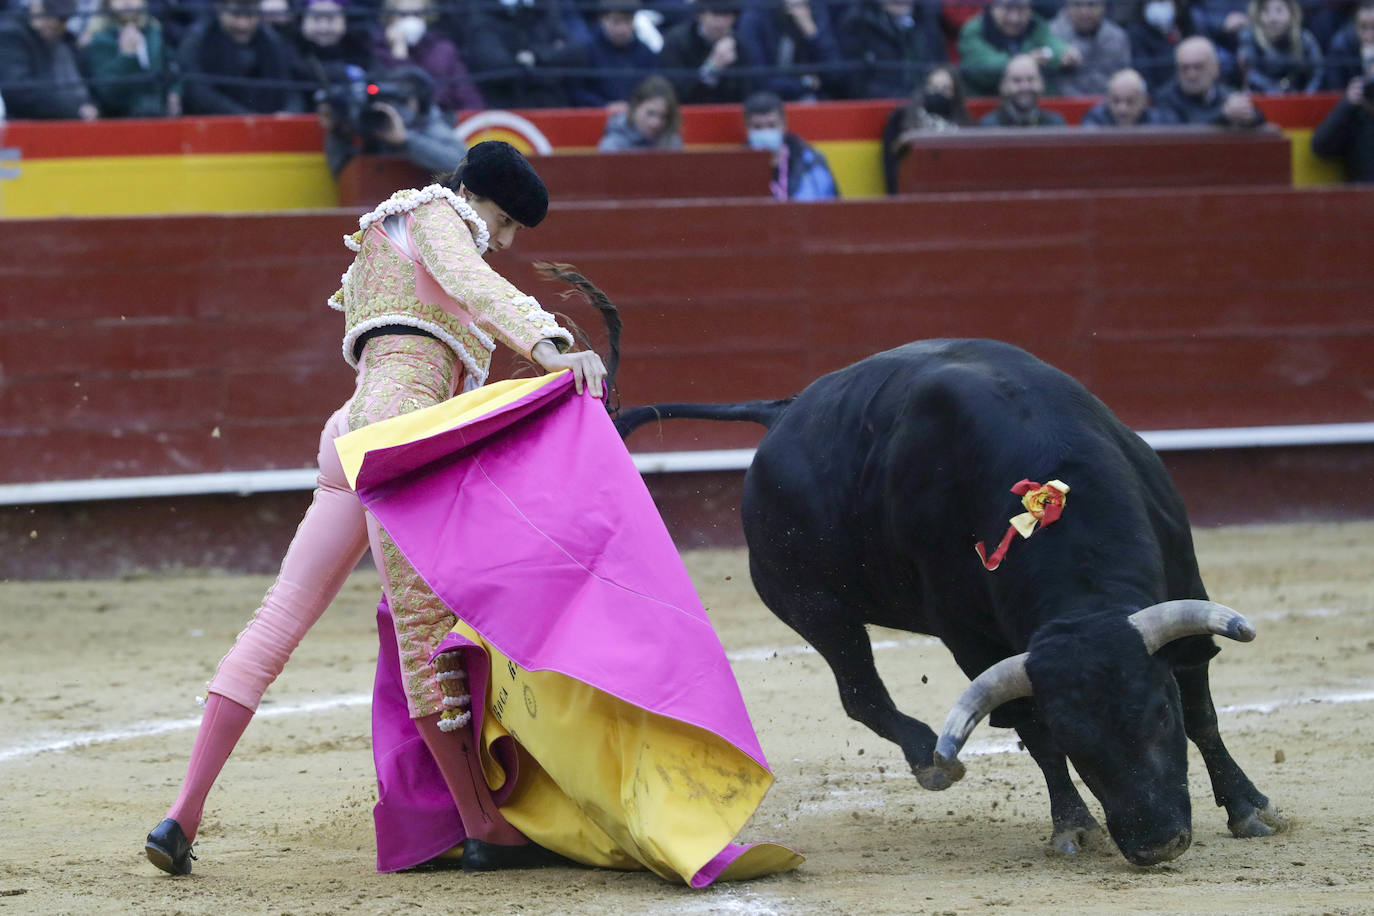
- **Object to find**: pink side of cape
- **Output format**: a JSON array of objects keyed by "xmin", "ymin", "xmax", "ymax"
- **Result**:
[{"xmin": 357, "ymin": 374, "xmax": 774, "ymax": 881}]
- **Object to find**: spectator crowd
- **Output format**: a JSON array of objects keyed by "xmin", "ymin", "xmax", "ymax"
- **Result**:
[{"xmin": 0, "ymin": 0, "xmax": 1370, "ymax": 182}]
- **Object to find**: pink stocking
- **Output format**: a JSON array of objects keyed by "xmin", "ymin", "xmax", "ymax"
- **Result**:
[{"xmin": 165, "ymin": 693, "xmax": 254, "ymax": 841}]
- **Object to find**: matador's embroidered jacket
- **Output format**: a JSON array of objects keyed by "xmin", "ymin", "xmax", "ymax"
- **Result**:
[{"xmin": 330, "ymin": 185, "xmax": 574, "ymax": 387}]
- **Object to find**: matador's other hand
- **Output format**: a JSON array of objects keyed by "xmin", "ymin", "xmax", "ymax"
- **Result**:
[{"xmin": 532, "ymin": 340, "xmax": 607, "ymax": 397}]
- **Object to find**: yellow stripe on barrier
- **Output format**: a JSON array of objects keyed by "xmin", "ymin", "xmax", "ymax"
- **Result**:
[{"xmin": 0, "ymin": 152, "xmax": 337, "ymax": 217}]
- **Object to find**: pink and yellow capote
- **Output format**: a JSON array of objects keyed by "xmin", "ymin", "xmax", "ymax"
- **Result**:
[{"xmin": 335, "ymin": 370, "xmax": 802, "ymax": 886}]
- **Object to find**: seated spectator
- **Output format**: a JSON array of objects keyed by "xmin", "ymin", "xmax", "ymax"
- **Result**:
[
  {"xmin": 1154, "ymin": 34, "xmax": 1267, "ymax": 123},
  {"xmin": 1237, "ymin": 0, "xmax": 1322, "ymax": 92},
  {"xmin": 570, "ymin": 0, "xmax": 659, "ymax": 107},
  {"xmin": 1126, "ymin": 0, "xmax": 1196, "ymax": 90},
  {"xmin": 375, "ymin": 0, "xmax": 481, "ymax": 113},
  {"xmin": 737, "ymin": 0, "xmax": 842, "ymax": 101},
  {"xmin": 977, "ymin": 52, "xmax": 1068, "ymax": 124},
  {"xmin": 1050, "ymin": 0, "xmax": 1133, "ymax": 94},
  {"xmin": 1192, "ymin": 0, "xmax": 1249, "ymax": 50},
  {"xmin": 81, "ymin": 0, "xmax": 180, "ymax": 116},
  {"xmin": 260, "ymin": 0, "xmax": 297, "ymax": 33},
  {"xmin": 1311, "ymin": 73, "xmax": 1374, "ymax": 180},
  {"xmin": 0, "ymin": 0, "xmax": 98, "ymax": 119},
  {"xmin": 959, "ymin": 0, "xmax": 1073, "ymax": 96},
  {"xmin": 598, "ymin": 72, "xmax": 683, "ymax": 149},
  {"xmin": 1081, "ymin": 65, "xmax": 1176, "ymax": 121},
  {"xmin": 1323, "ymin": 0, "xmax": 1373, "ymax": 90},
  {"xmin": 836, "ymin": 0, "xmax": 947, "ymax": 100},
  {"xmin": 742, "ymin": 89, "xmax": 838, "ymax": 200},
  {"xmin": 464, "ymin": 0, "xmax": 584, "ymax": 109},
  {"xmin": 179, "ymin": 0, "xmax": 305, "ymax": 113},
  {"xmin": 659, "ymin": 0, "xmax": 747, "ymax": 104},
  {"xmin": 880, "ymin": 64, "xmax": 969, "ymax": 193},
  {"xmin": 291, "ymin": 0, "xmax": 372, "ymax": 80},
  {"xmin": 320, "ymin": 64, "xmax": 466, "ymax": 176}
]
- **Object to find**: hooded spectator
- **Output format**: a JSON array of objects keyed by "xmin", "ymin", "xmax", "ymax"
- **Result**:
[
  {"xmin": 179, "ymin": 0, "xmax": 305, "ymax": 113},
  {"xmin": 0, "ymin": 0, "xmax": 98, "ymax": 118}
]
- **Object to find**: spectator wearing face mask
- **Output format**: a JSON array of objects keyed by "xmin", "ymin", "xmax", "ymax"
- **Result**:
[
  {"xmin": 375, "ymin": 0, "xmax": 482, "ymax": 112},
  {"xmin": 742, "ymin": 89, "xmax": 838, "ymax": 201},
  {"xmin": 1126, "ymin": 0, "xmax": 1195, "ymax": 90},
  {"xmin": 881, "ymin": 64, "xmax": 969, "ymax": 194}
]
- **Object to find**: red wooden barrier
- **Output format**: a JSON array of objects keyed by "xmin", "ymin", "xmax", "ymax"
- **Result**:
[
  {"xmin": 3, "ymin": 186, "xmax": 1373, "ymax": 576},
  {"xmin": 896, "ymin": 127, "xmax": 1293, "ymax": 193},
  {"xmin": 336, "ymin": 149, "xmax": 774, "ymax": 208},
  {"xmin": 3, "ymin": 186, "xmax": 1372, "ymax": 486}
]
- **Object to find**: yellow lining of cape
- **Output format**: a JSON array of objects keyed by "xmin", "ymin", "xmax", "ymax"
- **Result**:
[
  {"xmin": 335, "ymin": 371, "xmax": 569, "ymax": 490},
  {"xmin": 455, "ymin": 619, "xmax": 803, "ymax": 884}
]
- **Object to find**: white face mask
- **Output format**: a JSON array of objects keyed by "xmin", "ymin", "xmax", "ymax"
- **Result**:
[
  {"xmin": 396, "ymin": 14, "xmax": 426, "ymax": 46},
  {"xmin": 747, "ymin": 127, "xmax": 784, "ymax": 152},
  {"xmin": 1143, "ymin": 0, "xmax": 1175, "ymax": 32}
]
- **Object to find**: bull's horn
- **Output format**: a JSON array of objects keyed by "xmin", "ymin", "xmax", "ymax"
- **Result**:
[
  {"xmin": 926, "ymin": 654, "xmax": 1032, "ymax": 785},
  {"xmin": 1128, "ymin": 599, "xmax": 1256, "ymax": 654}
]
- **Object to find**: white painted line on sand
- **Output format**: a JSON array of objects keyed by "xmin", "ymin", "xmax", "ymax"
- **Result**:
[
  {"xmin": 0, "ymin": 693, "xmax": 371, "ymax": 764},
  {"xmin": 2, "ymin": 618, "xmax": 1367, "ymax": 764}
]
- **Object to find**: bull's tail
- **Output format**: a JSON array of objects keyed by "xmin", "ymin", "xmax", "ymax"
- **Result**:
[
  {"xmin": 534, "ymin": 261, "xmax": 623, "ymax": 408},
  {"xmin": 614, "ymin": 398, "xmax": 794, "ymax": 440}
]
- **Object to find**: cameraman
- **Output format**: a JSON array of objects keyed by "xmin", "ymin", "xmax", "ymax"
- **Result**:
[
  {"xmin": 1311, "ymin": 75, "xmax": 1374, "ymax": 183},
  {"xmin": 318, "ymin": 65, "xmax": 468, "ymax": 178}
]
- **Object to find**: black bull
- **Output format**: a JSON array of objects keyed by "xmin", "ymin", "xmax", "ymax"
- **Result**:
[{"xmin": 614, "ymin": 339, "xmax": 1287, "ymax": 865}]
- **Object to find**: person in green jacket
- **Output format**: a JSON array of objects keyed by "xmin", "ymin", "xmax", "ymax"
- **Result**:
[
  {"xmin": 81, "ymin": 0, "xmax": 181, "ymax": 117},
  {"xmin": 958, "ymin": 0, "xmax": 1078, "ymax": 97}
]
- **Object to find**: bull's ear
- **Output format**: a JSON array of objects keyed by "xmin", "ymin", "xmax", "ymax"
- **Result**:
[{"xmin": 1128, "ymin": 600, "xmax": 1255, "ymax": 655}]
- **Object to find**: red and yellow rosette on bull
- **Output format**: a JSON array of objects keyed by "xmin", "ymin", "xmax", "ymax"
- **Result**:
[{"xmin": 975, "ymin": 479, "xmax": 1070, "ymax": 571}]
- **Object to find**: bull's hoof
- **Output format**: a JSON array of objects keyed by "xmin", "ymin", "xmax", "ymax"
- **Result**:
[
  {"xmin": 1229, "ymin": 803, "xmax": 1289, "ymax": 838},
  {"xmin": 1050, "ymin": 821, "xmax": 1105, "ymax": 856},
  {"xmin": 915, "ymin": 753, "xmax": 965, "ymax": 790}
]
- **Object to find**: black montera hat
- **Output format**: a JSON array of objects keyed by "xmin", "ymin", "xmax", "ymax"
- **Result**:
[{"xmin": 455, "ymin": 140, "xmax": 549, "ymax": 228}]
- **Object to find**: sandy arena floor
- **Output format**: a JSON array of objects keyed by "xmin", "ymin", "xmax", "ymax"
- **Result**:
[{"xmin": 1, "ymin": 520, "xmax": 1372, "ymax": 915}]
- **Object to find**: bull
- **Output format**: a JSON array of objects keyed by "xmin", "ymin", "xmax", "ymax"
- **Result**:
[{"xmin": 614, "ymin": 338, "xmax": 1287, "ymax": 865}]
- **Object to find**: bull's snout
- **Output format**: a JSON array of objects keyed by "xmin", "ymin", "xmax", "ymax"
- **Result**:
[{"xmin": 1124, "ymin": 829, "xmax": 1191, "ymax": 866}]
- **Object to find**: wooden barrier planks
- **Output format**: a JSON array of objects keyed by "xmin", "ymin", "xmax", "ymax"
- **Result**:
[{"xmin": 2, "ymin": 186, "xmax": 1372, "ymax": 485}]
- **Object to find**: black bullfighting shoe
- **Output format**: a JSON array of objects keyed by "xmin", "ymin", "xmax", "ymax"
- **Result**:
[
  {"xmin": 460, "ymin": 838, "xmax": 576, "ymax": 872},
  {"xmin": 145, "ymin": 818, "xmax": 197, "ymax": 876}
]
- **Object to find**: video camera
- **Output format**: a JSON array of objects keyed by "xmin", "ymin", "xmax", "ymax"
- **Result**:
[{"xmin": 316, "ymin": 67, "xmax": 434, "ymax": 141}]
